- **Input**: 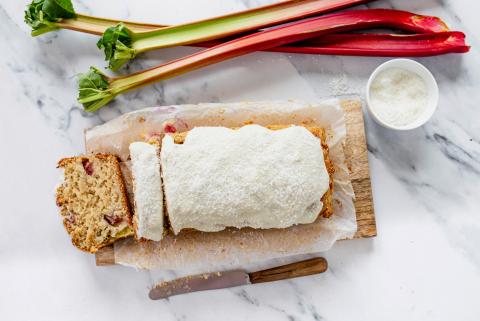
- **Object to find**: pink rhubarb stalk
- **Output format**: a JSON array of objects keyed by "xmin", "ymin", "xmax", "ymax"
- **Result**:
[{"xmin": 272, "ymin": 32, "xmax": 470, "ymax": 56}]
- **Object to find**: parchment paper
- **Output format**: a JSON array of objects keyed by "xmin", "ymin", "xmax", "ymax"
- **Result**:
[{"xmin": 85, "ymin": 100, "xmax": 356, "ymax": 270}]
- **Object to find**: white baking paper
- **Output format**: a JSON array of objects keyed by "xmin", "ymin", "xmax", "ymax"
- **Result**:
[{"xmin": 85, "ymin": 100, "xmax": 357, "ymax": 271}]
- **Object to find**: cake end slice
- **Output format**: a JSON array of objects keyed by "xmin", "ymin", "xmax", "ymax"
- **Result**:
[
  {"xmin": 56, "ymin": 154, "xmax": 133, "ymax": 253},
  {"xmin": 129, "ymin": 142, "xmax": 164, "ymax": 242}
]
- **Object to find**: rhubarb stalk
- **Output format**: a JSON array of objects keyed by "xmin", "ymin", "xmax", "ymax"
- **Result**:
[
  {"xmin": 25, "ymin": 0, "xmax": 163, "ymax": 36},
  {"xmin": 271, "ymin": 32, "xmax": 470, "ymax": 56},
  {"xmin": 78, "ymin": 9, "xmax": 452, "ymax": 112},
  {"xmin": 198, "ymin": 32, "xmax": 469, "ymax": 57},
  {"xmin": 96, "ymin": 0, "xmax": 377, "ymax": 70}
]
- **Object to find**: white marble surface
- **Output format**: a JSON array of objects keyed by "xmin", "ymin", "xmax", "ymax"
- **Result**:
[{"xmin": 1, "ymin": 0, "xmax": 480, "ymax": 320}]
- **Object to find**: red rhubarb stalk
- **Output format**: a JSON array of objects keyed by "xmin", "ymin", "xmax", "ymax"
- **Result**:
[
  {"xmin": 77, "ymin": 9, "xmax": 455, "ymax": 112},
  {"xmin": 272, "ymin": 32, "xmax": 470, "ymax": 56}
]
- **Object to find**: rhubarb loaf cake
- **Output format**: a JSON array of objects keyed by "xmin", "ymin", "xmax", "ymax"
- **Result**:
[
  {"xmin": 56, "ymin": 155, "xmax": 133, "ymax": 253},
  {"xmin": 129, "ymin": 142, "xmax": 164, "ymax": 241},
  {"xmin": 161, "ymin": 124, "xmax": 334, "ymax": 234}
]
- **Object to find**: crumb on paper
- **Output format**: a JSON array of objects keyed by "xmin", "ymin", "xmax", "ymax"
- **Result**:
[
  {"xmin": 329, "ymin": 75, "xmax": 349, "ymax": 96},
  {"xmin": 301, "ymin": 118, "xmax": 315, "ymax": 126},
  {"xmin": 334, "ymin": 199, "xmax": 343, "ymax": 208}
]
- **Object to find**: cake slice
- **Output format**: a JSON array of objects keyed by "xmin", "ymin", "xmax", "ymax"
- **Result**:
[
  {"xmin": 129, "ymin": 142, "xmax": 164, "ymax": 241},
  {"xmin": 56, "ymin": 154, "xmax": 133, "ymax": 253},
  {"xmin": 161, "ymin": 124, "xmax": 334, "ymax": 234}
]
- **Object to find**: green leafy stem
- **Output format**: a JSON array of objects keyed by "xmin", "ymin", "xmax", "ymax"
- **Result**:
[
  {"xmin": 96, "ymin": 24, "xmax": 136, "ymax": 71},
  {"xmin": 77, "ymin": 67, "xmax": 114, "ymax": 113},
  {"xmin": 24, "ymin": 0, "xmax": 76, "ymax": 36}
]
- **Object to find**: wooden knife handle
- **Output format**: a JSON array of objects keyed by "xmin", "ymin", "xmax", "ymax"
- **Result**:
[{"xmin": 249, "ymin": 257, "xmax": 328, "ymax": 284}]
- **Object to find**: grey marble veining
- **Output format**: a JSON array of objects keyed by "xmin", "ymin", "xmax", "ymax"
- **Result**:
[{"xmin": 1, "ymin": 0, "xmax": 480, "ymax": 320}]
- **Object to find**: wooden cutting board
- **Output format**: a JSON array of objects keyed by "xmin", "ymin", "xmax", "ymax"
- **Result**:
[{"xmin": 95, "ymin": 100, "xmax": 376, "ymax": 266}]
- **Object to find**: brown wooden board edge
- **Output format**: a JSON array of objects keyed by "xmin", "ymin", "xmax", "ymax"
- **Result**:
[
  {"xmin": 95, "ymin": 100, "xmax": 376, "ymax": 266},
  {"xmin": 341, "ymin": 100, "xmax": 377, "ymax": 239}
]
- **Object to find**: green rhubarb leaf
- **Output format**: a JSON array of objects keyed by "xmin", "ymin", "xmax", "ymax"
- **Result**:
[
  {"xmin": 42, "ymin": 0, "xmax": 75, "ymax": 18},
  {"xmin": 24, "ymin": 0, "xmax": 76, "ymax": 36},
  {"xmin": 97, "ymin": 23, "xmax": 135, "ymax": 71},
  {"xmin": 77, "ymin": 67, "xmax": 115, "ymax": 112}
]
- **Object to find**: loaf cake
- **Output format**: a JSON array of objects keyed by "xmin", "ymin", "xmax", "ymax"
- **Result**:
[
  {"xmin": 129, "ymin": 142, "xmax": 164, "ymax": 241},
  {"xmin": 161, "ymin": 124, "xmax": 334, "ymax": 234},
  {"xmin": 56, "ymin": 155, "xmax": 133, "ymax": 253}
]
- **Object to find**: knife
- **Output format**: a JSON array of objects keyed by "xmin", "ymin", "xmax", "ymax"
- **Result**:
[{"xmin": 149, "ymin": 257, "xmax": 328, "ymax": 300}]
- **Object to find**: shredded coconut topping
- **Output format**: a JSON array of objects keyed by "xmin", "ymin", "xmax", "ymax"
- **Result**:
[
  {"xmin": 129, "ymin": 142, "xmax": 164, "ymax": 241},
  {"xmin": 160, "ymin": 125, "xmax": 330, "ymax": 234}
]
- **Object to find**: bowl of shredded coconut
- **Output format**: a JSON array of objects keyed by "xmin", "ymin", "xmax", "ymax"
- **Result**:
[{"xmin": 366, "ymin": 59, "xmax": 439, "ymax": 130}]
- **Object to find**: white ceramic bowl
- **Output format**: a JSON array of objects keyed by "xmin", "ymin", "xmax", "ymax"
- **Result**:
[{"xmin": 366, "ymin": 59, "xmax": 439, "ymax": 130}]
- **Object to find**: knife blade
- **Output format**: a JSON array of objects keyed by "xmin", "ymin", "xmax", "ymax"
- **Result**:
[
  {"xmin": 149, "ymin": 270, "xmax": 250, "ymax": 300},
  {"xmin": 149, "ymin": 257, "xmax": 327, "ymax": 300}
]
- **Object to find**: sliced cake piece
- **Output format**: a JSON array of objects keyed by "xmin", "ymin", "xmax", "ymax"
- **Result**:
[
  {"xmin": 56, "ymin": 154, "xmax": 133, "ymax": 253},
  {"xmin": 129, "ymin": 142, "xmax": 164, "ymax": 241}
]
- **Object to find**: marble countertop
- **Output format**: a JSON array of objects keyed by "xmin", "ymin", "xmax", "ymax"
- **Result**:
[{"xmin": 1, "ymin": 0, "xmax": 479, "ymax": 320}]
